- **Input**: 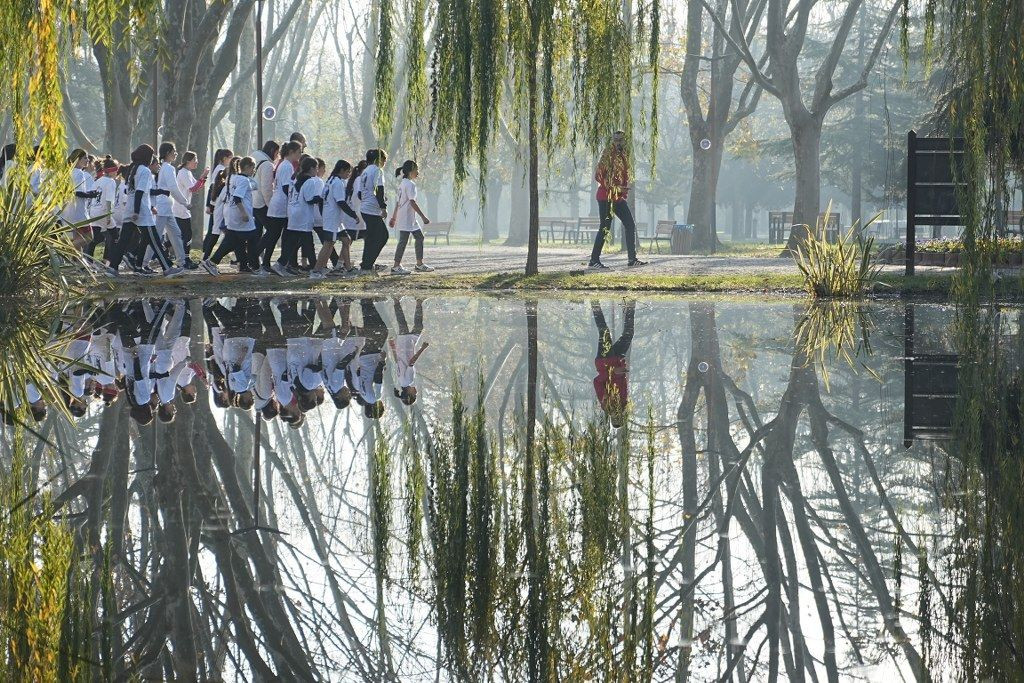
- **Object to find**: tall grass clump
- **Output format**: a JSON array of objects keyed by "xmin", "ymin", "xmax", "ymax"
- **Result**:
[
  {"xmin": 794, "ymin": 209, "xmax": 882, "ymax": 298},
  {"xmin": 0, "ymin": 187, "xmax": 83, "ymax": 299}
]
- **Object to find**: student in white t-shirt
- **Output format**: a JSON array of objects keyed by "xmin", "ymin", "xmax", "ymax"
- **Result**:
[
  {"xmin": 388, "ymin": 296, "xmax": 428, "ymax": 405},
  {"xmin": 152, "ymin": 142, "xmax": 193, "ymax": 268},
  {"xmin": 257, "ymin": 140, "xmax": 302, "ymax": 273},
  {"xmin": 389, "ymin": 160, "xmax": 434, "ymax": 275},
  {"xmin": 312, "ymin": 159, "xmax": 360, "ymax": 278},
  {"xmin": 85, "ymin": 156, "xmax": 120, "ymax": 260},
  {"xmin": 62, "ymin": 148, "xmax": 101, "ymax": 250},
  {"xmin": 354, "ymin": 148, "xmax": 389, "ymax": 274},
  {"xmin": 205, "ymin": 157, "xmax": 259, "ymax": 275},
  {"xmin": 202, "ymin": 148, "xmax": 233, "ymax": 262},
  {"xmin": 272, "ymin": 156, "xmax": 322, "ymax": 276},
  {"xmin": 173, "ymin": 150, "xmax": 209, "ymax": 268}
]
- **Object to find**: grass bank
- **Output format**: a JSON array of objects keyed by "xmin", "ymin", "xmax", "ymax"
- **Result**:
[{"xmin": 72, "ymin": 267, "xmax": 1019, "ymax": 300}]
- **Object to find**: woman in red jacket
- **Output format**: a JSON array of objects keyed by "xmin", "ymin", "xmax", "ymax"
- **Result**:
[{"xmin": 590, "ymin": 130, "xmax": 646, "ymax": 269}]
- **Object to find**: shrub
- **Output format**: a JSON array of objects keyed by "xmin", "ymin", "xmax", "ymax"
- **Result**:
[{"xmin": 794, "ymin": 209, "xmax": 882, "ymax": 298}]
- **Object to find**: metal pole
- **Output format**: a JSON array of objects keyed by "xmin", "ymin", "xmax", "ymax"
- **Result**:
[{"xmin": 255, "ymin": 0, "xmax": 266, "ymax": 147}]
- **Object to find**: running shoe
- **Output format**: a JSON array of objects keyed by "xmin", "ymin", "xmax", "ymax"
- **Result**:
[
  {"xmin": 414, "ymin": 263, "xmax": 435, "ymax": 272},
  {"xmin": 183, "ymin": 258, "xmax": 199, "ymax": 270},
  {"xmin": 627, "ymin": 259, "xmax": 649, "ymax": 268},
  {"xmin": 587, "ymin": 261, "xmax": 610, "ymax": 270},
  {"xmin": 309, "ymin": 270, "xmax": 326, "ymax": 280},
  {"xmin": 163, "ymin": 266, "xmax": 185, "ymax": 277},
  {"xmin": 200, "ymin": 259, "xmax": 220, "ymax": 276},
  {"xmin": 270, "ymin": 262, "xmax": 290, "ymax": 277},
  {"xmin": 391, "ymin": 266, "xmax": 411, "ymax": 275}
]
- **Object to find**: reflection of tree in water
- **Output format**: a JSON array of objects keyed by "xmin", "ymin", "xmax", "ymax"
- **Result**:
[{"xmin": 6, "ymin": 296, "xmax": 1014, "ymax": 680}]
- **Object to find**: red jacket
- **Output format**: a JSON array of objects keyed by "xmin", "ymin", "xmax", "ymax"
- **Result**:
[
  {"xmin": 594, "ymin": 356, "xmax": 628, "ymax": 411},
  {"xmin": 595, "ymin": 152, "xmax": 629, "ymax": 202}
]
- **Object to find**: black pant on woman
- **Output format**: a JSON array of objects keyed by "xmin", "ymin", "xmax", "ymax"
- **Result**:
[
  {"xmin": 259, "ymin": 215, "xmax": 288, "ymax": 268},
  {"xmin": 135, "ymin": 224, "xmax": 173, "ymax": 271},
  {"xmin": 211, "ymin": 229, "xmax": 256, "ymax": 268},
  {"xmin": 394, "ymin": 229, "xmax": 424, "ymax": 264},
  {"xmin": 359, "ymin": 214, "xmax": 389, "ymax": 270},
  {"xmin": 176, "ymin": 217, "xmax": 193, "ymax": 251},
  {"xmin": 590, "ymin": 199, "xmax": 638, "ymax": 265},
  {"xmin": 592, "ymin": 299, "xmax": 635, "ymax": 358},
  {"xmin": 107, "ymin": 222, "xmax": 141, "ymax": 270},
  {"xmin": 277, "ymin": 229, "xmax": 305, "ymax": 268}
]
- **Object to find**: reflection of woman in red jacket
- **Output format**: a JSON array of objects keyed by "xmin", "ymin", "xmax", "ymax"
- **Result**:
[
  {"xmin": 589, "ymin": 131, "xmax": 646, "ymax": 270},
  {"xmin": 592, "ymin": 299, "xmax": 636, "ymax": 427}
]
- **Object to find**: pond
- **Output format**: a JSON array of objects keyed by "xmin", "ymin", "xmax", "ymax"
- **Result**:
[{"xmin": 0, "ymin": 294, "xmax": 1021, "ymax": 681}]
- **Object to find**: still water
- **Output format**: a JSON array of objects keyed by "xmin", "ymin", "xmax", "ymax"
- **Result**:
[{"xmin": 2, "ymin": 295, "xmax": 1020, "ymax": 681}]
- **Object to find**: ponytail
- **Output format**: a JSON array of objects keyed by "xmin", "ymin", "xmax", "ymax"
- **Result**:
[
  {"xmin": 329, "ymin": 159, "xmax": 352, "ymax": 182},
  {"xmin": 347, "ymin": 160, "xmax": 367, "ymax": 197},
  {"xmin": 293, "ymin": 156, "xmax": 319, "ymax": 192},
  {"xmin": 396, "ymin": 159, "xmax": 418, "ymax": 179},
  {"xmin": 177, "ymin": 150, "xmax": 198, "ymax": 172}
]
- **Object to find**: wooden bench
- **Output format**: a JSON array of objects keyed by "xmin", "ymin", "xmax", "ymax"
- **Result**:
[
  {"xmin": 769, "ymin": 211, "xmax": 842, "ymax": 244},
  {"xmin": 570, "ymin": 217, "xmax": 602, "ymax": 244},
  {"xmin": 540, "ymin": 216, "xmax": 575, "ymax": 242},
  {"xmin": 423, "ymin": 221, "xmax": 452, "ymax": 245},
  {"xmin": 647, "ymin": 220, "xmax": 675, "ymax": 253}
]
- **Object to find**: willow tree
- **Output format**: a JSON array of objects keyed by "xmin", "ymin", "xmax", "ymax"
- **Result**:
[{"xmin": 375, "ymin": 0, "xmax": 660, "ymax": 274}]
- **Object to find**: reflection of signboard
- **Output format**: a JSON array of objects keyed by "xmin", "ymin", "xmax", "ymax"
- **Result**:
[
  {"xmin": 906, "ymin": 130, "xmax": 967, "ymax": 275},
  {"xmin": 903, "ymin": 306, "xmax": 958, "ymax": 447}
]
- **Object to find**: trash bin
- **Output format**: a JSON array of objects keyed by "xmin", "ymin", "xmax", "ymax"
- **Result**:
[{"xmin": 671, "ymin": 223, "xmax": 693, "ymax": 255}]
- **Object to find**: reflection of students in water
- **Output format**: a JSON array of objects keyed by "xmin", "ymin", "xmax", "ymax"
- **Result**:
[
  {"xmin": 592, "ymin": 300, "xmax": 635, "ymax": 427},
  {"xmin": 389, "ymin": 297, "xmax": 428, "ymax": 405},
  {"xmin": 321, "ymin": 299, "xmax": 364, "ymax": 409},
  {"xmin": 350, "ymin": 299, "xmax": 388, "ymax": 419}
]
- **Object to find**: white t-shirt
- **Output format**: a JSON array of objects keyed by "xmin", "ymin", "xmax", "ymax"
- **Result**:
[
  {"xmin": 394, "ymin": 178, "xmax": 420, "ymax": 231},
  {"xmin": 321, "ymin": 176, "xmax": 348, "ymax": 234},
  {"xmin": 322, "ymin": 336, "xmax": 365, "ymax": 393},
  {"xmin": 225, "ymin": 174, "xmax": 256, "ymax": 232},
  {"xmin": 92, "ymin": 176, "xmax": 118, "ymax": 229},
  {"xmin": 222, "ymin": 337, "xmax": 255, "ymax": 393},
  {"xmin": 173, "ymin": 168, "xmax": 197, "ymax": 219},
  {"xmin": 112, "ymin": 180, "xmax": 128, "ymax": 227},
  {"xmin": 286, "ymin": 337, "xmax": 324, "ymax": 390},
  {"xmin": 129, "ymin": 166, "xmax": 156, "ymax": 227},
  {"xmin": 62, "ymin": 167, "xmax": 93, "ymax": 225},
  {"xmin": 353, "ymin": 352, "xmax": 383, "ymax": 403},
  {"xmin": 155, "ymin": 161, "xmax": 178, "ymax": 216},
  {"xmin": 266, "ymin": 347, "xmax": 293, "ymax": 406},
  {"xmin": 268, "ymin": 159, "xmax": 295, "ymax": 218},
  {"xmin": 287, "ymin": 176, "xmax": 323, "ymax": 232},
  {"xmin": 391, "ymin": 333, "xmax": 420, "ymax": 387},
  {"xmin": 357, "ymin": 164, "xmax": 385, "ymax": 216},
  {"xmin": 212, "ymin": 178, "xmax": 228, "ymax": 233}
]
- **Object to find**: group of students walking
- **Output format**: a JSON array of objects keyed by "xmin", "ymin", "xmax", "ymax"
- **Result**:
[{"xmin": 1, "ymin": 131, "xmax": 435, "ymax": 279}]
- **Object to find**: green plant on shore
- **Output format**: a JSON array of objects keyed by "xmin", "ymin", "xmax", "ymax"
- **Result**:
[
  {"xmin": 0, "ymin": 187, "xmax": 86, "ymax": 299},
  {"xmin": 794, "ymin": 209, "xmax": 882, "ymax": 298}
]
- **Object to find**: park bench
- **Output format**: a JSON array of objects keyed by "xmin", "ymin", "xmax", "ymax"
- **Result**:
[
  {"xmin": 540, "ymin": 216, "xmax": 575, "ymax": 242},
  {"xmin": 423, "ymin": 221, "xmax": 452, "ymax": 245},
  {"xmin": 768, "ymin": 211, "xmax": 841, "ymax": 244},
  {"xmin": 647, "ymin": 220, "xmax": 675, "ymax": 253},
  {"xmin": 569, "ymin": 217, "xmax": 602, "ymax": 244}
]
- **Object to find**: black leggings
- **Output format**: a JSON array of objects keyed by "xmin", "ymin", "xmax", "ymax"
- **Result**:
[
  {"xmin": 259, "ymin": 215, "xmax": 288, "ymax": 268},
  {"xmin": 137, "ymin": 224, "xmax": 173, "ymax": 271},
  {"xmin": 176, "ymin": 217, "xmax": 193, "ymax": 251},
  {"xmin": 394, "ymin": 298, "xmax": 424, "ymax": 336},
  {"xmin": 394, "ymin": 229, "xmax": 424, "ymax": 264},
  {"xmin": 107, "ymin": 223, "xmax": 138, "ymax": 269},
  {"xmin": 277, "ymin": 228, "xmax": 306, "ymax": 268},
  {"xmin": 85, "ymin": 227, "xmax": 107, "ymax": 258},
  {"xmin": 211, "ymin": 229, "xmax": 257, "ymax": 267},
  {"xmin": 359, "ymin": 214, "xmax": 389, "ymax": 270},
  {"xmin": 591, "ymin": 199, "xmax": 637, "ymax": 264}
]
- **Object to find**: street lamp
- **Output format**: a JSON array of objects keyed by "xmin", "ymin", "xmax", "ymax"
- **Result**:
[{"xmin": 255, "ymin": 0, "xmax": 266, "ymax": 147}]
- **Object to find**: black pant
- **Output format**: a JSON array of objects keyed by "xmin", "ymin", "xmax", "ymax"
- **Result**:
[
  {"xmin": 211, "ymin": 229, "xmax": 257, "ymax": 267},
  {"xmin": 176, "ymin": 217, "xmax": 193, "ymax": 252},
  {"xmin": 394, "ymin": 229, "xmax": 424, "ymax": 264},
  {"xmin": 593, "ymin": 300, "xmax": 635, "ymax": 358},
  {"xmin": 259, "ymin": 215, "xmax": 288, "ymax": 268},
  {"xmin": 252, "ymin": 206, "xmax": 268, "ymax": 267},
  {"xmin": 108, "ymin": 222, "xmax": 141, "ymax": 270},
  {"xmin": 394, "ymin": 298, "xmax": 424, "ymax": 336},
  {"xmin": 591, "ymin": 199, "xmax": 637, "ymax": 264},
  {"xmin": 277, "ymin": 228, "xmax": 305, "ymax": 268},
  {"xmin": 85, "ymin": 227, "xmax": 105, "ymax": 258},
  {"xmin": 359, "ymin": 214, "xmax": 389, "ymax": 270}
]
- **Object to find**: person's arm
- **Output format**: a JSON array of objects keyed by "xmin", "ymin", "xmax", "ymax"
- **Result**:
[
  {"xmin": 375, "ymin": 184, "xmax": 387, "ymax": 213},
  {"xmin": 410, "ymin": 199, "xmax": 429, "ymax": 224},
  {"xmin": 133, "ymin": 190, "xmax": 144, "ymax": 216},
  {"xmin": 166, "ymin": 168, "xmax": 190, "ymax": 205},
  {"xmin": 408, "ymin": 341, "xmax": 429, "ymax": 366}
]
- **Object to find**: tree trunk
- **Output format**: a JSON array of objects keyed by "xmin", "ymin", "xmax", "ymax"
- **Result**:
[
  {"xmin": 483, "ymin": 177, "xmax": 503, "ymax": 242},
  {"xmin": 506, "ymin": 159, "xmax": 529, "ymax": 245},
  {"xmin": 784, "ymin": 118, "xmax": 824, "ymax": 253},
  {"xmin": 525, "ymin": 49, "xmax": 540, "ymax": 274},
  {"xmin": 232, "ymin": 27, "xmax": 256, "ymax": 155},
  {"xmin": 686, "ymin": 138, "xmax": 724, "ymax": 253}
]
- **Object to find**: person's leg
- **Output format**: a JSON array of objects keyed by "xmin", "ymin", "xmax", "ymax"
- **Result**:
[
  {"xmin": 259, "ymin": 217, "xmax": 285, "ymax": 268},
  {"xmin": 314, "ymin": 237, "xmax": 336, "ymax": 272},
  {"xmin": 140, "ymin": 226, "xmax": 174, "ymax": 271},
  {"xmin": 393, "ymin": 231, "xmax": 410, "ymax": 266},
  {"xmin": 177, "ymin": 217, "xmax": 193, "ymax": 252},
  {"xmin": 160, "ymin": 215, "xmax": 186, "ymax": 265},
  {"xmin": 614, "ymin": 200, "xmax": 638, "ymax": 262},
  {"xmin": 106, "ymin": 224, "xmax": 132, "ymax": 269},
  {"xmin": 210, "ymin": 231, "xmax": 238, "ymax": 265},
  {"xmin": 201, "ymin": 222, "xmax": 220, "ymax": 261},
  {"xmin": 413, "ymin": 230, "xmax": 425, "ymax": 264},
  {"xmin": 301, "ymin": 232, "xmax": 316, "ymax": 267},
  {"xmin": 412, "ymin": 297, "xmax": 424, "ymax": 335},
  {"xmin": 590, "ymin": 200, "xmax": 612, "ymax": 265},
  {"xmin": 102, "ymin": 229, "xmax": 119, "ymax": 264},
  {"xmin": 339, "ymin": 234, "xmax": 352, "ymax": 269},
  {"xmin": 277, "ymin": 229, "xmax": 300, "ymax": 268},
  {"xmin": 359, "ymin": 215, "xmax": 384, "ymax": 270},
  {"xmin": 393, "ymin": 297, "xmax": 410, "ymax": 335},
  {"xmin": 85, "ymin": 227, "xmax": 104, "ymax": 258},
  {"xmin": 609, "ymin": 301, "xmax": 635, "ymax": 356},
  {"xmin": 591, "ymin": 300, "xmax": 612, "ymax": 357}
]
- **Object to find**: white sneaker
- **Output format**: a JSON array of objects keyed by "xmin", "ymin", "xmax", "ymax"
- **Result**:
[
  {"xmin": 201, "ymin": 259, "xmax": 220, "ymax": 276},
  {"xmin": 271, "ymin": 262, "xmax": 289, "ymax": 277},
  {"xmin": 587, "ymin": 261, "xmax": 610, "ymax": 270},
  {"xmin": 163, "ymin": 266, "xmax": 185, "ymax": 277},
  {"xmin": 309, "ymin": 270, "xmax": 326, "ymax": 280},
  {"xmin": 414, "ymin": 263, "xmax": 435, "ymax": 272},
  {"xmin": 391, "ymin": 266, "xmax": 411, "ymax": 275}
]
